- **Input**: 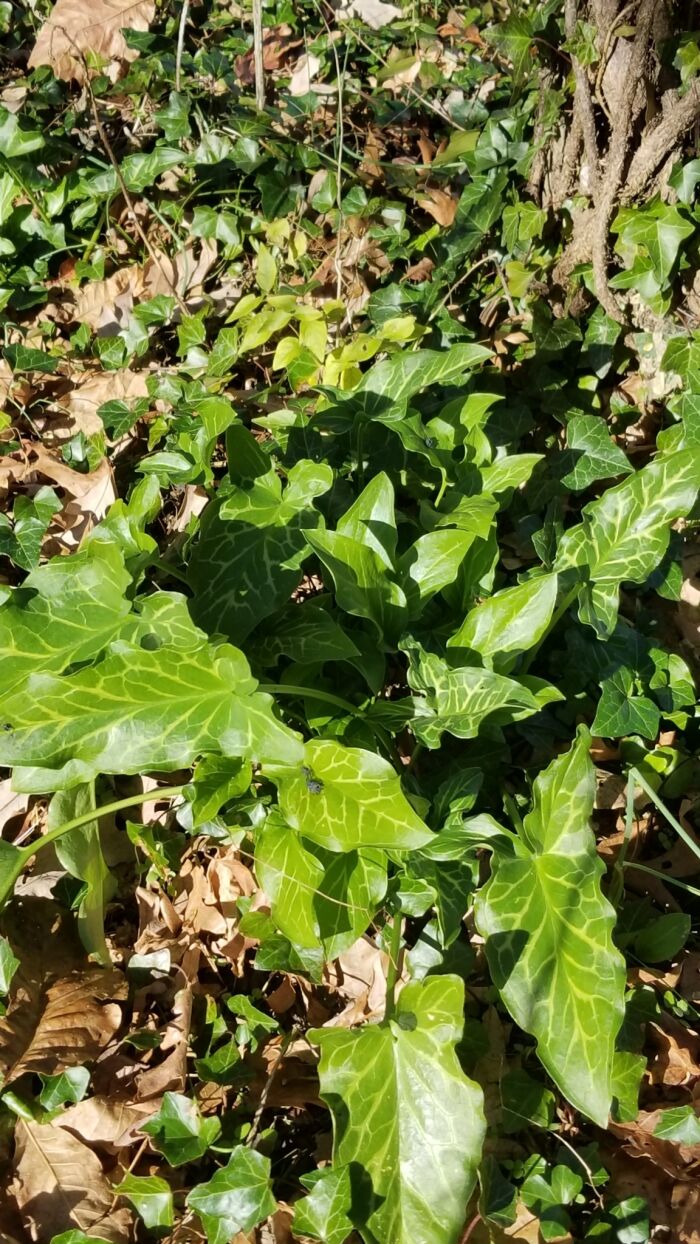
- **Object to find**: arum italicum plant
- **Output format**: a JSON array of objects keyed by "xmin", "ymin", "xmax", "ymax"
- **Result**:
[{"xmin": 0, "ymin": 353, "xmax": 698, "ymax": 1241}]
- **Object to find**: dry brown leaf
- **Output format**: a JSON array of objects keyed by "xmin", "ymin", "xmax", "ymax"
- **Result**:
[
  {"xmin": 647, "ymin": 1018, "xmax": 700, "ymax": 1088},
  {"xmin": 0, "ymin": 966, "xmax": 126, "ymax": 1083},
  {"xmin": 28, "ymin": 0, "xmax": 155, "ymax": 84},
  {"xmin": 0, "ymin": 899, "xmax": 126, "ymax": 1083},
  {"xmin": 70, "ymin": 266, "xmax": 142, "ymax": 332},
  {"xmin": 289, "ymin": 53, "xmax": 321, "ymax": 96},
  {"xmin": 11, "ymin": 1120, "xmax": 132, "ymax": 1243},
  {"xmin": 58, "ymin": 1094, "xmax": 154, "ymax": 1152},
  {"xmin": 136, "ymin": 977, "xmax": 192, "ymax": 1100},
  {"xmin": 52, "ymin": 368, "xmax": 149, "ymax": 442},
  {"xmin": 336, "ymin": 0, "xmax": 402, "ymax": 30},
  {"xmin": 323, "ymin": 936, "xmax": 387, "ymax": 1024},
  {"xmin": 405, "ymin": 255, "xmax": 434, "ymax": 282},
  {"xmin": 142, "ymin": 238, "xmax": 218, "ymax": 301},
  {"xmin": 418, "ymin": 188, "xmax": 458, "ymax": 227},
  {"xmin": 611, "ymin": 1108, "xmax": 700, "ymax": 1180},
  {"xmin": 470, "ymin": 1201, "xmax": 545, "ymax": 1243}
]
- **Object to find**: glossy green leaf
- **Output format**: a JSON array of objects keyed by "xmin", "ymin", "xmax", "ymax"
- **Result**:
[
  {"xmin": 475, "ymin": 730, "xmax": 626, "ymax": 1125},
  {"xmin": 116, "ymin": 1173, "xmax": 174, "ymax": 1230},
  {"xmin": 399, "ymin": 529, "xmax": 475, "ymax": 614},
  {"xmin": 186, "ymin": 1145, "xmax": 277, "ymax": 1244},
  {"xmin": 0, "ymin": 638, "xmax": 302, "ymax": 791},
  {"xmin": 266, "ymin": 740, "xmax": 432, "ymax": 852},
  {"xmin": 306, "ymin": 526, "xmax": 406, "ymax": 641},
  {"xmin": 405, "ymin": 644, "xmax": 560, "ymax": 748},
  {"xmin": 448, "ymin": 573, "xmax": 558, "ymax": 660},
  {"xmin": 252, "ymin": 602, "xmax": 360, "ymax": 667},
  {"xmin": 555, "ymin": 449, "xmax": 700, "ymax": 635},
  {"xmin": 186, "ymin": 755, "xmax": 252, "ymax": 826},
  {"xmin": 142, "ymin": 1092, "xmax": 221, "ymax": 1166},
  {"xmin": 294, "ymin": 1167, "xmax": 355, "ymax": 1244},
  {"xmin": 0, "ymin": 934, "xmax": 19, "ymax": 993},
  {"xmin": 592, "ymin": 670, "xmax": 659, "ymax": 739},
  {"xmin": 49, "ymin": 784, "xmax": 115, "ymax": 964},
  {"xmin": 615, "ymin": 202, "xmax": 695, "ymax": 285},
  {"xmin": 310, "ymin": 975, "xmax": 485, "ymax": 1244},
  {"xmin": 357, "ymin": 343, "xmax": 491, "ymax": 405},
  {"xmin": 561, "ymin": 415, "xmax": 632, "ymax": 490},
  {"xmin": 1, "ymin": 543, "xmax": 130, "ymax": 696},
  {"xmin": 39, "ymin": 1067, "xmax": 90, "ymax": 1111},
  {"xmin": 652, "ymin": 1105, "xmax": 700, "ymax": 1144},
  {"xmin": 0, "ymin": 486, "xmax": 60, "ymax": 570},
  {"xmin": 255, "ymin": 811, "xmax": 387, "ymax": 954}
]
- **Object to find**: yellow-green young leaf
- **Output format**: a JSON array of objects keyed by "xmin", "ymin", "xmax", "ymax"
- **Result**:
[
  {"xmin": 254, "ymin": 811, "xmax": 387, "ymax": 954},
  {"xmin": 294, "ymin": 1167, "xmax": 355, "ymax": 1244},
  {"xmin": 255, "ymin": 244, "xmax": 277, "ymax": 293},
  {"xmin": 186, "ymin": 1145, "xmax": 277, "ymax": 1244},
  {"xmin": 474, "ymin": 729, "xmax": 626, "ymax": 1126},
  {"xmin": 0, "ymin": 638, "xmax": 302, "ymax": 791},
  {"xmin": 1, "ymin": 542, "xmax": 130, "ymax": 696},
  {"xmin": 555, "ymin": 448, "xmax": 700, "ymax": 635},
  {"xmin": 0, "ymin": 934, "xmax": 19, "ymax": 993},
  {"xmin": 310, "ymin": 975, "xmax": 485, "ymax": 1244},
  {"xmin": 448, "ymin": 573, "xmax": 558, "ymax": 659},
  {"xmin": 116, "ymin": 1174, "xmax": 174, "ymax": 1230},
  {"xmin": 357, "ymin": 343, "xmax": 491, "ymax": 403},
  {"xmin": 265, "ymin": 740, "xmax": 433, "ymax": 852}
]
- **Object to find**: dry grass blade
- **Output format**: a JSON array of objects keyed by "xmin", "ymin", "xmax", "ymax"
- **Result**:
[
  {"xmin": 28, "ymin": 0, "xmax": 155, "ymax": 83},
  {"xmin": 11, "ymin": 1120, "xmax": 132, "ymax": 1243}
]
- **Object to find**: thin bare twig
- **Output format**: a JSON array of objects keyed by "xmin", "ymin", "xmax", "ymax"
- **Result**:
[
  {"xmin": 175, "ymin": 0, "xmax": 190, "ymax": 93},
  {"xmin": 252, "ymin": 0, "xmax": 265, "ymax": 111}
]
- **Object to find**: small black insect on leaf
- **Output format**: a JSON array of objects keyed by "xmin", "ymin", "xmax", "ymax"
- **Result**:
[{"xmin": 302, "ymin": 765, "xmax": 324, "ymax": 795}]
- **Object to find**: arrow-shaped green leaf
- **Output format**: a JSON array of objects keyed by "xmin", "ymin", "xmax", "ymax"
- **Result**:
[
  {"xmin": 310, "ymin": 975, "xmax": 485, "ymax": 1244},
  {"xmin": 474, "ymin": 729, "xmax": 626, "ymax": 1126}
]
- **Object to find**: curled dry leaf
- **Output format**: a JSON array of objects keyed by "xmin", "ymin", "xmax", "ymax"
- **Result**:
[
  {"xmin": 11, "ymin": 1120, "xmax": 132, "ymax": 1243},
  {"xmin": 136, "ymin": 975, "xmax": 193, "ymax": 1100},
  {"xmin": 417, "ymin": 188, "xmax": 458, "ymax": 227},
  {"xmin": 28, "ymin": 0, "xmax": 155, "ymax": 84}
]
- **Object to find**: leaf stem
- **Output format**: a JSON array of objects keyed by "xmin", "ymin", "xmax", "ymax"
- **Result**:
[
  {"xmin": 259, "ymin": 684, "xmax": 364, "ymax": 717},
  {"xmin": 631, "ymin": 768, "xmax": 700, "ymax": 864},
  {"xmin": 19, "ymin": 786, "xmax": 185, "ymax": 864},
  {"xmin": 623, "ymin": 860, "xmax": 700, "ymax": 900},
  {"xmin": 384, "ymin": 915, "xmax": 403, "ymax": 1021}
]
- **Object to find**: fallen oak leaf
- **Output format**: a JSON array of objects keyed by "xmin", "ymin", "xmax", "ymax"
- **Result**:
[
  {"xmin": 417, "ymin": 188, "xmax": 458, "ymax": 227},
  {"xmin": 28, "ymin": 0, "xmax": 155, "ymax": 85},
  {"xmin": 10, "ymin": 1119, "xmax": 132, "ymax": 1243}
]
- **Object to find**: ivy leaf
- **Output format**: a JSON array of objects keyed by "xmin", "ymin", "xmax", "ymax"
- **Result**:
[
  {"xmin": 484, "ymin": 13, "xmax": 535, "ymax": 83},
  {"xmin": 186, "ymin": 755, "xmax": 252, "ymax": 826},
  {"xmin": 38, "ymin": 1066, "xmax": 90, "ymax": 1111},
  {"xmin": 561, "ymin": 415, "xmax": 632, "ymax": 490},
  {"xmin": 592, "ymin": 669, "xmax": 660, "ymax": 739},
  {"xmin": 266, "ymin": 740, "xmax": 432, "ymax": 851},
  {"xmin": 555, "ymin": 449, "xmax": 700, "ymax": 636},
  {"xmin": 448, "ymin": 574, "xmax": 558, "ymax": 662},
  {"xmin": 615, "ymin": 202, "xmax": 695, "ymax": 285},
  {"xmin": 186, "ymin": 1145, "xmax": 277, "ymax": 1244},
  {"xmin": 142, "ymin": 1092, "xmax": 221, "ymax": 1166},
  {"xmin": 294, "ymin": 1167, "xmax": 355, "ymax": 1244},
  {"xmin": 474, "ymin": 729, "xmax": 626, "ymax": 1125},
  {"xmin": 0, "ymin": 486, "xmax": 61, "ymax": 570},
  {"xmin": 1, "ymin": 543, "xmax": 130, "ymax": 696},
  {"xmin": 255, "ymin": 811, "xmax": 387, "ymax": 954},
  {"xmin": 653, "ymin": 1105, "xmax": 700, "ymax": 1145},
  {"xmin": 0, "ymin": 637, "xmax": 302, "ymax": 790},
  {"xmin": 357, "ymin": 343, "xmax": 491, "ymax": 407},
  {"xmin": 310, "ymin": 975, "xmax": 485, "ymax": 1244},
  {"xmin": 0, "ymin": 934, "xmax": 19, "ymax": 993},
  {"xmin": 115, "ymin": 1174, "xmax": 174, "ymax": 1230}
]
